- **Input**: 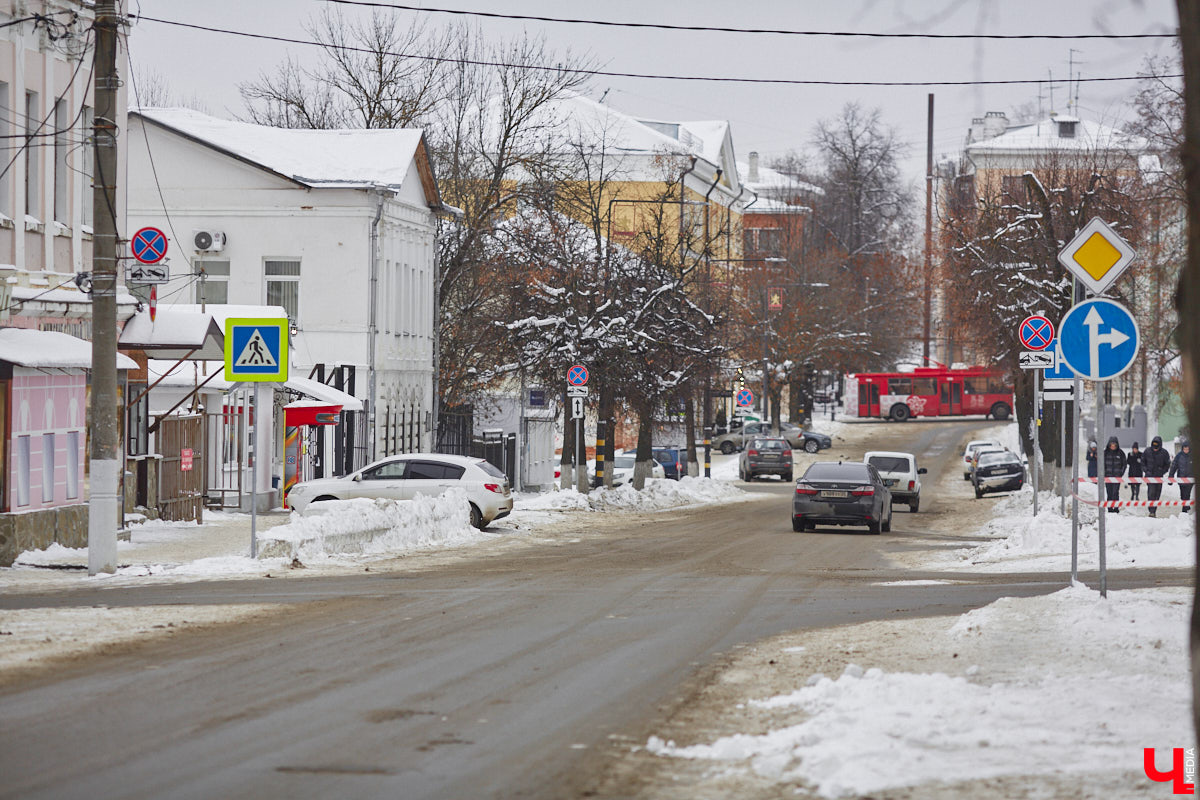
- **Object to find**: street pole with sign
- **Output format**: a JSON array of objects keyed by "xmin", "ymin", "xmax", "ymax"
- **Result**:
[{"xmin": 1056, "ymin": 219, "xmax": 1138, "ymax": 597}]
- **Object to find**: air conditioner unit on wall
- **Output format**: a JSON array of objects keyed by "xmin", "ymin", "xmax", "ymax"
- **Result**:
[{"xmin": 193, "ymin": 230, "xmax": 226, "ymax": 252}]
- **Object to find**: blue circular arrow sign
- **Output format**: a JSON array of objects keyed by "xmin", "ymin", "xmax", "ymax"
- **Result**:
[
  {"xmin": 1058, "ymin": 298, "xmax": 1139, "ymax": 381},
  {"xmin": 131, "ymin": 226, "xmax": 168, "ymax": 264}
]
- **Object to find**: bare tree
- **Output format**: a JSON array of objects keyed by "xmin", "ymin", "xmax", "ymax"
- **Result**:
[{"xmin": 239, "ymin": 10, "xmax": 445, "ymax": 130}]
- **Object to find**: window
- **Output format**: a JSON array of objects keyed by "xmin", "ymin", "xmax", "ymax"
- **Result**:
[
  {"xmin": 363, "ymin": 460, "xmax": 407, "ymax": 480},
  {"xmin": 265, "ymin": 259, "xmax": 300, "ymax": 320},
  {"xmin": 53, "ymin": 99, "xmax": 68, "ymax": 223},
  {"xmin": 0, "ymin": 82, "xmax": 9, "ymax": 217},
  {"xmin": 408, "ymin": 461, "xmax": 464, "ymax": 480},
  {"xmin": 748, "ymin": 227, "xmax": 783, "ymax": 257},
  {"xmin": 42, "ymin": 433, "xmax": 55, "ymax": 503},
  {"xmin": 1057, "ymin": 120, "xmax": 1077, "ymax": 139},
  {"xmin": 16, "ymin": 436, "xmax": 30, "ymax": 506},
  {"xmin": 868, "ymin": 455, "xmax": 911, "ymax": 472},
  {"xmin": 195, "ymin": 260, "xmax": 230, "ymax": 304},
  {"xmin": 887, "ymin": 377, "xmax": 912, "ymax": 395},
  {"xmin": 66, "ymin": 431, "xmax": 79, "ymax": 499},
  {"xmin": 25, "ymin": 91, "xmax": 39, "ymax": 217},
  {"xmin": 912, "ymin": 378, "xmax": 937, "ymax": 396},
  {"xmin": 1001, "ymin": 175, "xmax": 1029, "ymax": 203},
  {"xmin": 80, "ymin": 106, "xmax": 92, "ymax": 227}
]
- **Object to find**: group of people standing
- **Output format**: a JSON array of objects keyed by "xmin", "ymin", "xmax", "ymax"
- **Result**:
[{"xmin": 1087, "ymin": 436, "xmax": 1192, "ymax": 516}]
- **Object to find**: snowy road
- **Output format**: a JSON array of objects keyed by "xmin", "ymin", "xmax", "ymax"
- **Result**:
[{"xmin": 0, "ymin": 418, "xmax": 1190, "ymax": 799}]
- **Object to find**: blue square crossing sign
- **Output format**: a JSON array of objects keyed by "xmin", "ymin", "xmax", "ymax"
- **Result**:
[{"xmin": 224, "ymin": 318, "xmax": 289, "ymax": 382}]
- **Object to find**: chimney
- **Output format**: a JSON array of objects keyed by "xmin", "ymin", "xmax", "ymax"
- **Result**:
[
  {"xmin": 748, "ymin": 151, "xmax": 759, "ymax": 183},
  {"xmin": 982, "ymin": 111, "xmax": 1008, "ymax": 139}
]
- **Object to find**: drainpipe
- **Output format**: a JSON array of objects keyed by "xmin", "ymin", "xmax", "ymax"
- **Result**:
[
  {"xmin": 368, "ymin": 189, "xmax": 385, "ymax": 462},
  {"xmin": 678, "ymin": 155, "xmax": 699, "ymax": 236},
  {"xmin": 727, "ymin": 183, "xmax": 747, "ymax": 256}
]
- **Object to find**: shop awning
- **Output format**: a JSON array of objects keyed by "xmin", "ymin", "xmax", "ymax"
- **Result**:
[
  {"xmin": 283, "ymin": 375, "xmax": 364, "ymax": 412},
  {"xmin": 119, "ymin": 308, "xmax": 225, "ymax": 360},
  {"xmin": 0, "ymin": 328, "xmax": 138, "ymax": 369}
]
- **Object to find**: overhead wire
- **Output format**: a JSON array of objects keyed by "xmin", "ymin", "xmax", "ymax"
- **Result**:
[
  {"xmin": 128, "ymin": 15, "xmax": 1180, "ymax": 88},
  {"xmin": 319, "ymin": 1, "xmax": 1178, "ymax": 41}
]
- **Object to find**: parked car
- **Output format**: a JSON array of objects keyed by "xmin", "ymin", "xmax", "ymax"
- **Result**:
[
  {"xmin": 652, "ymin": 446, "xmax": 686, "ymax": 480},
  {"xmin": 967, "ymin": 447, "xmax": 1008, "ymax": 483},
  {"xmin": 792, "ymin": 461, "xmax": 893, "ymax": 534},
  {"xmin": 863, "ymin": 451, "xmax": 926, "ymax": 512},
  {"xmin": 607, "ymin": 453, "xmax": 666, "ymax": 487},
  {"xmin": 286, "ymin": 453, "xmax": 513, "ymax": 528},
  {"xmin": 713, "ymin": 422, "xmax": 831, "ymax": 455},
  {"xmin": 972, "ymin": 450, "xmax": 1025, "ymax": 498},
  {"xmin": 739, "ymin": 436, "xmax": 794, "ymax": 482},
  {"xmin": 962, "ymin": 438, "xmax": 1004, "ymax": 480}
]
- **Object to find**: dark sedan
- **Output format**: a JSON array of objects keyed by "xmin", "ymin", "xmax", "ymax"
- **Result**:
[
  {"xmin": 792, "ymin": 461, "xmax": 893, "ymax": 534},
  {"xmin": 972, "ymin": 450, "xmax": 1025, "ymax": 498}
]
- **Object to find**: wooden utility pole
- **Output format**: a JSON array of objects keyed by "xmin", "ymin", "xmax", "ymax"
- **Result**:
[
  {"xmin": 923, "ymin": 93, "xmax": 934, "ymax": 363},
  {"xmin": 88, "ymin": 0, "xmax": 122, "ymax": 575},
  {"xmin": 1174, "ymin": 0, "xmax": 1200, "ymax": 742}
]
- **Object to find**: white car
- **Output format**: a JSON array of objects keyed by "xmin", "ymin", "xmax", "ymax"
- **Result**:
[
  {"xmin": 286, "ymin": 453, "xmax": 513, "ymax": 528},
  {"xmin": 864, "ymin": 451, "xmax": 926, "ymax": 512},
  {"xmin": 608, "ymin": 453, "xmax": 665, "ymax": 487},
  {"xmin": 962, "ymin": 439, "xmax": 1003, "ymax": 480}
]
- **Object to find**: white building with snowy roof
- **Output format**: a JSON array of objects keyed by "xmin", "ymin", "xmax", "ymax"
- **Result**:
[{"xmin": 126, "ymin": 108, "xmax": 444, "ymax": 486}]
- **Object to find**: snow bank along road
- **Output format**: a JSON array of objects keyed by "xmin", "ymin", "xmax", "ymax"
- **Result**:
[{"xmin": 0, "ymin": 419, "xmax": 1190, "ymax": 800}]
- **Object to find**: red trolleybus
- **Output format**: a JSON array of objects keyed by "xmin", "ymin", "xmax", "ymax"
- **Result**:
[{"xmin": 847, "ymin": 367, "xmax": 1013, "ymax": 422}]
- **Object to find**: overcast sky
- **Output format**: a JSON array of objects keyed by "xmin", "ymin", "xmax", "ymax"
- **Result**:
[{"xmin": 126, "ymin": 0, "xmax": 1179, "ymax": 185}]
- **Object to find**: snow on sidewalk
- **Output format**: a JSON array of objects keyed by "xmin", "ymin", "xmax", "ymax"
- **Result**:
[{"xmin": 646, "ymin": 584, "xmax": 1192, "ymax": 798}]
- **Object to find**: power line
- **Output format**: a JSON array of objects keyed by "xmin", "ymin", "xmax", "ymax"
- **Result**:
[
  {"xmin": 320, "ymin": 1, "xmax": 1178, "ymax": 40},
  {"xmin": 129, "ymin": 15, "xmax": 1179, "ymax": 88}
]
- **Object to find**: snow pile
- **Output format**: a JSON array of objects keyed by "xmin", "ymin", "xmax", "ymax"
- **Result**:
[
  {"xmin": 11, "ymin": 542, "xmax": 85, "ymax": 567},
  {"xmin": 648, "ymin": 585, "xmax": 1192, "ymax": 798},
  {"xmin": 259, "ymin": 491, "xmax": 483, "ymax": 560},
  {"xmin": 516, "ymin": 476, "xmax": 751, "ymax": 514},
  {"xmin": 945, "ymin": 488, "xmax": 1195, "ymax": 572}
]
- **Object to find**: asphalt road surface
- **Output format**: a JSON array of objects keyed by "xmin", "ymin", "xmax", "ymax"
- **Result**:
[{"xmin": 0, "ymin": 419, "xmax": 1186, "ymax": 800}]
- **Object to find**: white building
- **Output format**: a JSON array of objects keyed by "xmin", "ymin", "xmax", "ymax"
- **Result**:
[{"xmin": 126, "ymin": 108, "xmax": 444, "ymax": 476}]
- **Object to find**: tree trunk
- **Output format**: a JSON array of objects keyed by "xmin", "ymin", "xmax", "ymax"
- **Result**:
[
  {"xmin": 633, "ymin": 401, "xmax": 654, "ymax": 490},
  {"xmin": 559, "ymin": 388, "xmax": 574, "ymax": 490},
  {"xmin": 1173, "ymin": 0, "xmax": 1200, "ymax": 742},
  {"xmin": 684, "ymin": 391, "xmax": 698, "ymax": 477},
  {"xmin": 599, "ymin": 384, "xmax": 616, "ymax": 488}
]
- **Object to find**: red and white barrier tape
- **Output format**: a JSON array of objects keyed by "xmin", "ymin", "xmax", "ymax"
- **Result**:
[
  {"xmin": 1076, "ymin": 476, "xmax": 1195, "ymax": 484},
  {"xmin": 1071, "ymin": 492, "xmax": 1195, "ymax": 508}
]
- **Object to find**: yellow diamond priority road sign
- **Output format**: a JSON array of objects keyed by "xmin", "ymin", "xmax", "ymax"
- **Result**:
[{"xmin": 1057, "ymin": 216, "xmax": 1136, "ymax": 296}]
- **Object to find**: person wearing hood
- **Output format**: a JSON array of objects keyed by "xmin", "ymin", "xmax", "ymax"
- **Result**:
[
  {"xmin": 1169, "ymin": 439, "xmax": 1193, "ymax": 513},
  {"xmin": 1144, "ymin": 436, "xmax": 1172, "ymax": 517},
  {"xmin": 1086, "ymin": 441, "xmax": 1098, "ymax": 479},
  {"xmin": 1126, "ymin": 442, "xmax": 1144, "ymax": 500},
  {"xmin": 1102, "ymin": 437, "xmax": 1127, "ymax": 512}
]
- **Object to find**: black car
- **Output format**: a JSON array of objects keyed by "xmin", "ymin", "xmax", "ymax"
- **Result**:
[
  {"xmin": 972, "ymin": 450, "xmax": 1025, "ymax": 498},
  {"xmin": 792, "ymin": 461, "xmax": 893, "ymax": 534}
]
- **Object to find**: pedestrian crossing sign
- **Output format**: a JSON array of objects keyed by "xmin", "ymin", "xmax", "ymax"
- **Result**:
[{"xmin": 224, "ymin": 318, "xmax": 288, "ymax": 382}]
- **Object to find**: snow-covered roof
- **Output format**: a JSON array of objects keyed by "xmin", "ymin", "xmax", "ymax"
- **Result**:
[
  {"xmin": 967, "ymin": 116, "xmax": 1146, "ymax": 155},
  {"xmin": 0, "ymin": 328, "xmax": 138, "ymax": 369},
  {"xmin": 134, "ymin": 108, "xmax": 427, "ymax": 191},
  {"xmin": 119, "ymin": 308, "xmax": 225, "ymax": 360},
  {"xmin": 147, "ymin": 359, "xmax": 364, "ymax": 411},
  {"xmin": 163, "ymin": 303, "xmax": 288, "ymax": 331},
  {"xmin": 737, "ymin": 160, "xmax": 823, "ymax": 205}
]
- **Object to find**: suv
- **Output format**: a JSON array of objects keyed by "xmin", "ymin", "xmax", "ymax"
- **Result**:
[
  {"xmin": 739, "ymin": 436, "xmax": 794, "ymax": 481},
  {"xmin": 864, "ymin": 451, "xmax": 926, "ymax": 513},
  {"xmin": 713, "ymin": 422, "xmax": 831, "ymax": 455}
]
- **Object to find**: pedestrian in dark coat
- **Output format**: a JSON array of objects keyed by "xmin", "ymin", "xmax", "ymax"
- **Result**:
[
  {"xmin": 1144, "ymin": 436, "xmax": 1172, "ymax": 516},
  {"xmin": 1126, "ymin": 442, "xmax": 1143, "ymax": 500},
  {"xmin": 1169, "ymin": 439, "xmax": 1193, "ymax": 513},
  {"xmin": 1103, "ymin": 437, "xmax": 1127, "ymax": 512},
  {"xmin": 1086, "ymin": 441, "xmax": 1098, "ymax": 479}
]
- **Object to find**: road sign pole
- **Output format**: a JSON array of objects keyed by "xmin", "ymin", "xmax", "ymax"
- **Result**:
[
  {"xmin": 251, "ymin": 383, "xmax": 259, "ymax": 558},
  {"xmin": 1033, "ymin": 368, "xmax": 1040, "ymax": 516},
  {"xmin": 1071, "ymin": 376, "xmax": 1080, "ymax": 582},
  {"xmin": 1096, "ymin": 384, "xmax": 1107, "ymax": 598}
]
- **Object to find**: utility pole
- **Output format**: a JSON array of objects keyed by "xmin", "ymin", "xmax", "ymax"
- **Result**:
[
  {"xmin": 923, "ymin": 93, "xmax": 934, "ymax": 364},
  {"xmin": 88, "ymin": 0, "xmax": 122, "ymax": 575}
]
